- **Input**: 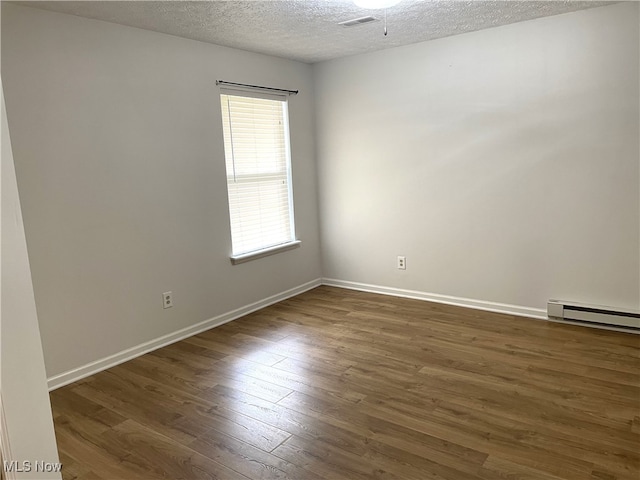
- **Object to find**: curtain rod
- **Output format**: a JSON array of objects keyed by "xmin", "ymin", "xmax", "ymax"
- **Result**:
[{"xmin": 216, "ymin": 80, "xmax": 298, "ymax": 95}]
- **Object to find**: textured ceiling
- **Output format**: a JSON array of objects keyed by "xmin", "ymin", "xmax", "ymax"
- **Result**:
[{"xmin": 16, "ymin": 1, "xmax": 616, "ymax": 63}]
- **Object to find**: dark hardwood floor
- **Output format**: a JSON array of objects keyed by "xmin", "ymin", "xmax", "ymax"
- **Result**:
[{"xmin": 50, "ymin": 286, "xmax": 640, "ymax": 480}]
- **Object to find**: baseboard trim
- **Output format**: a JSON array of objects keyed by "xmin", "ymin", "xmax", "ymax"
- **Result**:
[
  {"xmin": 322, "ymin": 278, "xmax": 547, "ymax": 320},
  {"xmin": 47, "ymin": 276, "xmax": 548, "ymax": 390},
  {"xmin": 47, "ymin": 278, "xmax": 322, "ymax": 391}
]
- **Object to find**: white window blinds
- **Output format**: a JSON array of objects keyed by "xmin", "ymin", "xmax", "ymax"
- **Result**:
[{"xmin": 220, "ymin": 91, "xmax": 296, "ymax": 257}]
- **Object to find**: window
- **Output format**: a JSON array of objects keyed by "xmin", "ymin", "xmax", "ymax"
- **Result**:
[{"xmin": 220, "ymin": 90, "xmax": 298, "ymax": 263}]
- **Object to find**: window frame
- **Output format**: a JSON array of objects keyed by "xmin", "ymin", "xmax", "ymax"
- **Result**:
[{"xmin": 219, "ymin": 87, "xmax": 300, "ymax": 264}]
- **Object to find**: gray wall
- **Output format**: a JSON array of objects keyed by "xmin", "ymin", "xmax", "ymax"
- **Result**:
[
  {"xmin": 315, "ymin": 3, "xmax": 640, "ymax": 312},
  {"xmin": 2, "ymin": 2, "xmax": 639, "ymax": 385},
  {"xmin": 1, "ymin": 4, "xmax": 322, "ymax": 379},
  {"xmin": 2, "ymin": 82, "xmax": 60, "ymax": 478}
]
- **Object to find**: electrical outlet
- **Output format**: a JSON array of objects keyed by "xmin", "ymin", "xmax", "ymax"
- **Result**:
[
  {"xmin": 162, "ymin": 291, "xmax": 173, "ymax": 309},
  {"xmin": 397, "ymin": 256, "xmax": 406, "ymax": 270}
]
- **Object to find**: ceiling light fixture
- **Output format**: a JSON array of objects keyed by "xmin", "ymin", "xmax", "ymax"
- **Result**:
[
  {"xmin": 353, "ymin": 0, "xmax": 401, "ymax": 36},
  {"xmin": 354, "ymin": 0, "xmax": 401, "ymax": 9}
]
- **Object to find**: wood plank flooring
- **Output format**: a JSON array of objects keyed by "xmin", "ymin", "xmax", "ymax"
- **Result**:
[{"xmin": 50, "ymin": 286, "xmax": 640, "ymax": 480}]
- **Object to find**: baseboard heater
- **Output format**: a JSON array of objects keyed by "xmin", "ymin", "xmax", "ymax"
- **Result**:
[{"xmin": 547, "ymin": 299, "xmax": 640, "ymax": 332}]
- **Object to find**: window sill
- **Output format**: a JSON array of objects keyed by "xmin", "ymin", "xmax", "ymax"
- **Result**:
[{"xmin": 230, "ymin": 240, "xmax": 301, "ymax": 265}]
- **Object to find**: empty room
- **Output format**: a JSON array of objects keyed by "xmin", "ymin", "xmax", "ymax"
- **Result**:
[{"xmin": 1, "ymin": 0, "xmax": 639, "ymax": 479}]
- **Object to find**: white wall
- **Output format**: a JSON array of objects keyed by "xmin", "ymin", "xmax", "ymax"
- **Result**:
[
  {"xmin": 315, "ymin": 3, "xmax": 640, "ymax": 312},
  {"xmin": 1, "ymin": 81, "xmax": 60, "ymax": 479},
  {"xmin": 2, "ymin": 1, "xmax": 639, "ymax": 388},
  {"xmin": 1, "ymin": 4, "xmax": 322, "ymax": 379}
]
